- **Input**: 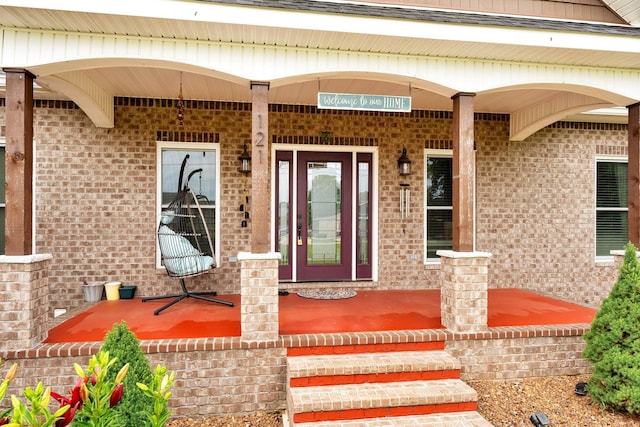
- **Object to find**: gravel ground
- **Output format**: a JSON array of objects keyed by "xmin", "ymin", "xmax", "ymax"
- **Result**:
[
  {"xmin": 166, "ymin": 411, "xmax": 283, "ymax": 427},
  {"xmin": 165, "ymin": 375, "xmax": 640, "ymax": 426},
  {"xmin": 471, "ymin": 375, "xmax": 640, "ymax": 426}
]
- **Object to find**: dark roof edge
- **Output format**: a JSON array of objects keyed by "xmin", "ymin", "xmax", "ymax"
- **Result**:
[{"xmin": 196, "ymin": 0, "xmax": 640, "ymax": 36}]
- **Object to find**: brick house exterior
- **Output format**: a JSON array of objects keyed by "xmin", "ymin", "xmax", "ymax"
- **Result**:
[
  {"xmin": 0, "ymin": 100, "xmax": 628, "ymax": 311},
  {"xmin": 1, "ymin": 0, "xmax": 640, "ymax": 419}
]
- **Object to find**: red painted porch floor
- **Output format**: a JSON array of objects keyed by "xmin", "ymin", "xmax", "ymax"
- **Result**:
[{"xmin": 45, "ymin": 289, "xmax": 597, "ymax": 343}]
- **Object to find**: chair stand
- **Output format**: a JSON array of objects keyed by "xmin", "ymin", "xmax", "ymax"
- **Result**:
[{"xmin": 142, "ymin": 278, "xmax": 234, "ymax": 316}]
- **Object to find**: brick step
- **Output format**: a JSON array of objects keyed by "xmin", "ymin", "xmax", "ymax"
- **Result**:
[
  {"xmin": 286, "ymin": 341, "xmax": 444, "ymax": 356},
  {"xmin": 293, "ymin": 411, "xmax": 493, "ymax": 426},
  {"xmin": 288, "ymin": 350, "xmax": 460, "ymax": 386},
  {"xmin": 288, "ymin": 379, "xmax": 478, "ymax": 424}
]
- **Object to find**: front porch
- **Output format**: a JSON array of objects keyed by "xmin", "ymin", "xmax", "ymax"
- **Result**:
[
  {"xmin": 0, "ymin": 251, "xmax": 601, "ymax": 420},
  {"xmin": 44, "ymin": 288, "xmax": 596, "ymax": 343},
  {"xmin": 0, "ymin": 286, "xmax": 596, "ymax": 420}
]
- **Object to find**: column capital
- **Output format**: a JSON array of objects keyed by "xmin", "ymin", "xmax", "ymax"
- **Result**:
[
  {"xmin": 2, "ymin": 68, "xmax": 37, "ymax": 79},
  {"xmin": 451, "ymin": 92, "xmax": 476, "ymax": 100},
  {"xmin": 250, "ymin": 81, "xmax": 270, "ymax": 89}
]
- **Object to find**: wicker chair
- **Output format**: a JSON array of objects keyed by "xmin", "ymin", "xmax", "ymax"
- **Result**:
[{"xmin": 142, "ymin": 155, "xmax": 233, "ymax": 315}]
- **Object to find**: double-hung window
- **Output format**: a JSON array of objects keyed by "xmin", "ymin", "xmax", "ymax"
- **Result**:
[
  {"xmin": 425, "ymin": 150, "xmax": 453, "ymax": 261},
  {"xmin": 596, "ymin": 158, "xmax": 627, "ymax": 258},
  {"xmin": 157, "ymin": 142, "xmax": 219, "ymax": 266}
]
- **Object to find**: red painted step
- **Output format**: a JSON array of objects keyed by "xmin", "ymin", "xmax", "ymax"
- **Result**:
[
  {"xmin": 287, "ymin": 341, "xmax": 444, "ymax": 356},
  {"xmin": 288, "ymin": 350, "xmax": 460, "ymax": 387}
]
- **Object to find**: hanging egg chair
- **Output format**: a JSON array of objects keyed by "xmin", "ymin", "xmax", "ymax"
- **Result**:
[{"xmin": 142, "ymin": 154, "xmax": 233, "ymax": 315}]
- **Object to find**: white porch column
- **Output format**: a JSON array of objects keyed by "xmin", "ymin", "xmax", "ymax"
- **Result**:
[
  {"xmin": 238, "ymin": 251, "xmax": 281, "ymax": 342},
  {"xmin": 438, "ymin": 250, "xmax": 491, "ymax": 333}
]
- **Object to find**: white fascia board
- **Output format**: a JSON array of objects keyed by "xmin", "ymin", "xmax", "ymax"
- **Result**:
[{"xmin": 2, "ymin": 0, "xmax": 639, "ymax": 55}]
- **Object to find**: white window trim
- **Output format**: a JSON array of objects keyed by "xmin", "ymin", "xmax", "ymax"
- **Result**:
[
  {"xmin": 595, "ymin": 155, "xmax": 628, "ymax": 263},
  {"xmin": 156, "ymin": 141, "xmax": 221, "ymax": 268}
]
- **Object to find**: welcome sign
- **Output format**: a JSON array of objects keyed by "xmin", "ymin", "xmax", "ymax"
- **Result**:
[{"xmin": 318, "ymin": 92, "xmax": 411, "ymax": 112}]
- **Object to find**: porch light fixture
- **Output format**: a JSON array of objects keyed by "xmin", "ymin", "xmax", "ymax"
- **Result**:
[
  {"xmin": 238, "ymin": 143, "xmax": 251, "ymax": 174},
  {"xmin": 397, "ymin": 147, "xmax": 411, "ymax": 177}
]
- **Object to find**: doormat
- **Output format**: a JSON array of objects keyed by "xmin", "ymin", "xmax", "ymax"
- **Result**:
[{"xmin": 297, "ymin": 289, "xmax": 357, "ymax": 300}]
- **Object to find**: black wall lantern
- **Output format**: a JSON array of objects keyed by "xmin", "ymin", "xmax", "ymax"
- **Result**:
[
  {"xmin": 239, "ymin": 143, "xmax": 251, "ymax": 174},
  {"xmin": 397, "ymin": 147, "xmax": 411, "ymax": 177}
]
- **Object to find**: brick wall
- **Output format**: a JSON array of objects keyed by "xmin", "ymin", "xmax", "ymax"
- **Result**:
[
  {"xmin": 0, "ymin": 100, "xmax": 625, "ymax": 314},
  {"xmin": 475, "ymin": 120, "xmax": 628, "ymax": 306},
  {"xmin": 446, "ymin": 327, "xmax": 591, "ymax": 380},
  {"xmin": 0, "ymin": 329, "xmax": 587, "ymax": 418},
  {"xmin": 1, "ymin": 341, "xmax": 287, "ymax": 418}
]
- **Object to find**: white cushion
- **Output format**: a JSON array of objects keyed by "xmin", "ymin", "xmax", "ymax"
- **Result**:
[{"xmin": 158, "ymin": 225, "xmax": 214, "ymax": 276}]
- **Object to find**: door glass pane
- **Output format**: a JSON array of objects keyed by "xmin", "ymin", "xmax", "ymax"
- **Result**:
[
  {"xmin": 307, "ymin": 161, "xmax": 341, "ymax": 265},
  {"xmin": 278, "ymin": 160, "xmax": 290, "ymax": 265},
  {"xmin": 358, "ymin": 162, "xmax": 369, "ymax": 264}
]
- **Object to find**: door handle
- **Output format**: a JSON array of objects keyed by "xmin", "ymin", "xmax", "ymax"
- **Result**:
[{"xmin": 297, "ymin": 214, "xmax": 303, "ymax": 246}]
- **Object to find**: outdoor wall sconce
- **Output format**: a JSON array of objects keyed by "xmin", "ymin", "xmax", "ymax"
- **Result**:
[
  {"xmin": 238, "ymin": 143, "xmax": 251, "ymax": 174},
  {"xmin": 397, "ymin": 147, "xmax": 411, "ymax": 177}
]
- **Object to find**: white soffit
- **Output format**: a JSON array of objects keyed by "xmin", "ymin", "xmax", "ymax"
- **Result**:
[
  {"xmin": 0, "ymin": 1, "xmax": 639, "ymax": 69},
  {"xmin": 601, "ymin": 0, "xmax": 640, "ymax": 27}
]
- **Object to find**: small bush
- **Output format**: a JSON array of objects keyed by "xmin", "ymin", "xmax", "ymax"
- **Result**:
[
  {"xmin": 100, "ymin": 321, "xmax": 155, "ymax": 427},
  {"xmin": 583, "ymin": 242, "xmax": 640, "ymax": 414}
]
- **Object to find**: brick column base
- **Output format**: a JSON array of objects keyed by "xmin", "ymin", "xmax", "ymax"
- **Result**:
[
  {"xmin": 0, "ymin": 254, "xmax": 53, "ymax": 351},
  {"xmin": 437, "ymin": 250, "xmax": 491, "ymax": 333},
  {"xmin": 238, "ymin": 252, "xmax": 281, "ymax": 342}
]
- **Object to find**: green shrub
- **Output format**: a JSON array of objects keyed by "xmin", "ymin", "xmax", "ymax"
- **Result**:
[
  {"xmin": 583, "ymin": 242, "xmax": 640, "ymax": 414},
  {"xmin": 100, "ymin": 321, "xmax": 154, "ymax": 427}
]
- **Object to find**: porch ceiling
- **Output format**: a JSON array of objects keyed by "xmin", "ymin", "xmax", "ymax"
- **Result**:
[
  {"xmin": 1, "ymin": 2, "xmax": 639, "ymax": 68},
  {"xmin": 601, "ymin": 0, "xmax": 640, "ymax": 26},
  {"xmin": 0, "ymin": 1, "xmax": 635, "ymax": 127}
]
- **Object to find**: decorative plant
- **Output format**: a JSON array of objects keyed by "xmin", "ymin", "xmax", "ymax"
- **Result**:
[
  {"xmin": 136, "ymin": 366, "xmax": 174, "ymax": 427},
  {"xmin": 99, "ymin": 322, "xmax": 153, "ymax": 427},
  {"xmin": 7, "ymin": 382, "xmax": 70, "ymax": 427},
  {"xmin": 0, "ymin": 361, "xmax": 18, "ymax": 425},
  {"xmin": 583, "ymin": 241, "xmax": 640, "ymax": 414},
  {"xmin": 0, "ymin": 360, "xmax": 71, "ymax": 427},
  {"xmin": 0, "ymin": 327, "xmax": 174, "ymax": 427},
  {"xmin": 51, "ymin": 351, "xmax": 128, "ymax": 427}
]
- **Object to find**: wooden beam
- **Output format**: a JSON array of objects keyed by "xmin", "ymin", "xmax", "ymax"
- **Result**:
[
  {"xmin": 628, "ymin": 102, "xmax": 640, "ymax": 248},
  {"xmin": 452, "ymin": 92, "xmax": 475, "ymax": 252},
  {"xmin": 250, "ymin": 82, "xmax": 270, "ymax": 253},
  {"xmin": 2, "ymin": 68, "xmax": 34, "ymax": 255}
]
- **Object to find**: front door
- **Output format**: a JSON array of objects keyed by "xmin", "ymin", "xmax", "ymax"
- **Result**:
[
  {"xmin": 297, "ymin": 151, "xmax": 352, "ymax": 280},
  {"xmin": 275, "ymin": 150, "xmax": 372, "ymax": 282}
]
